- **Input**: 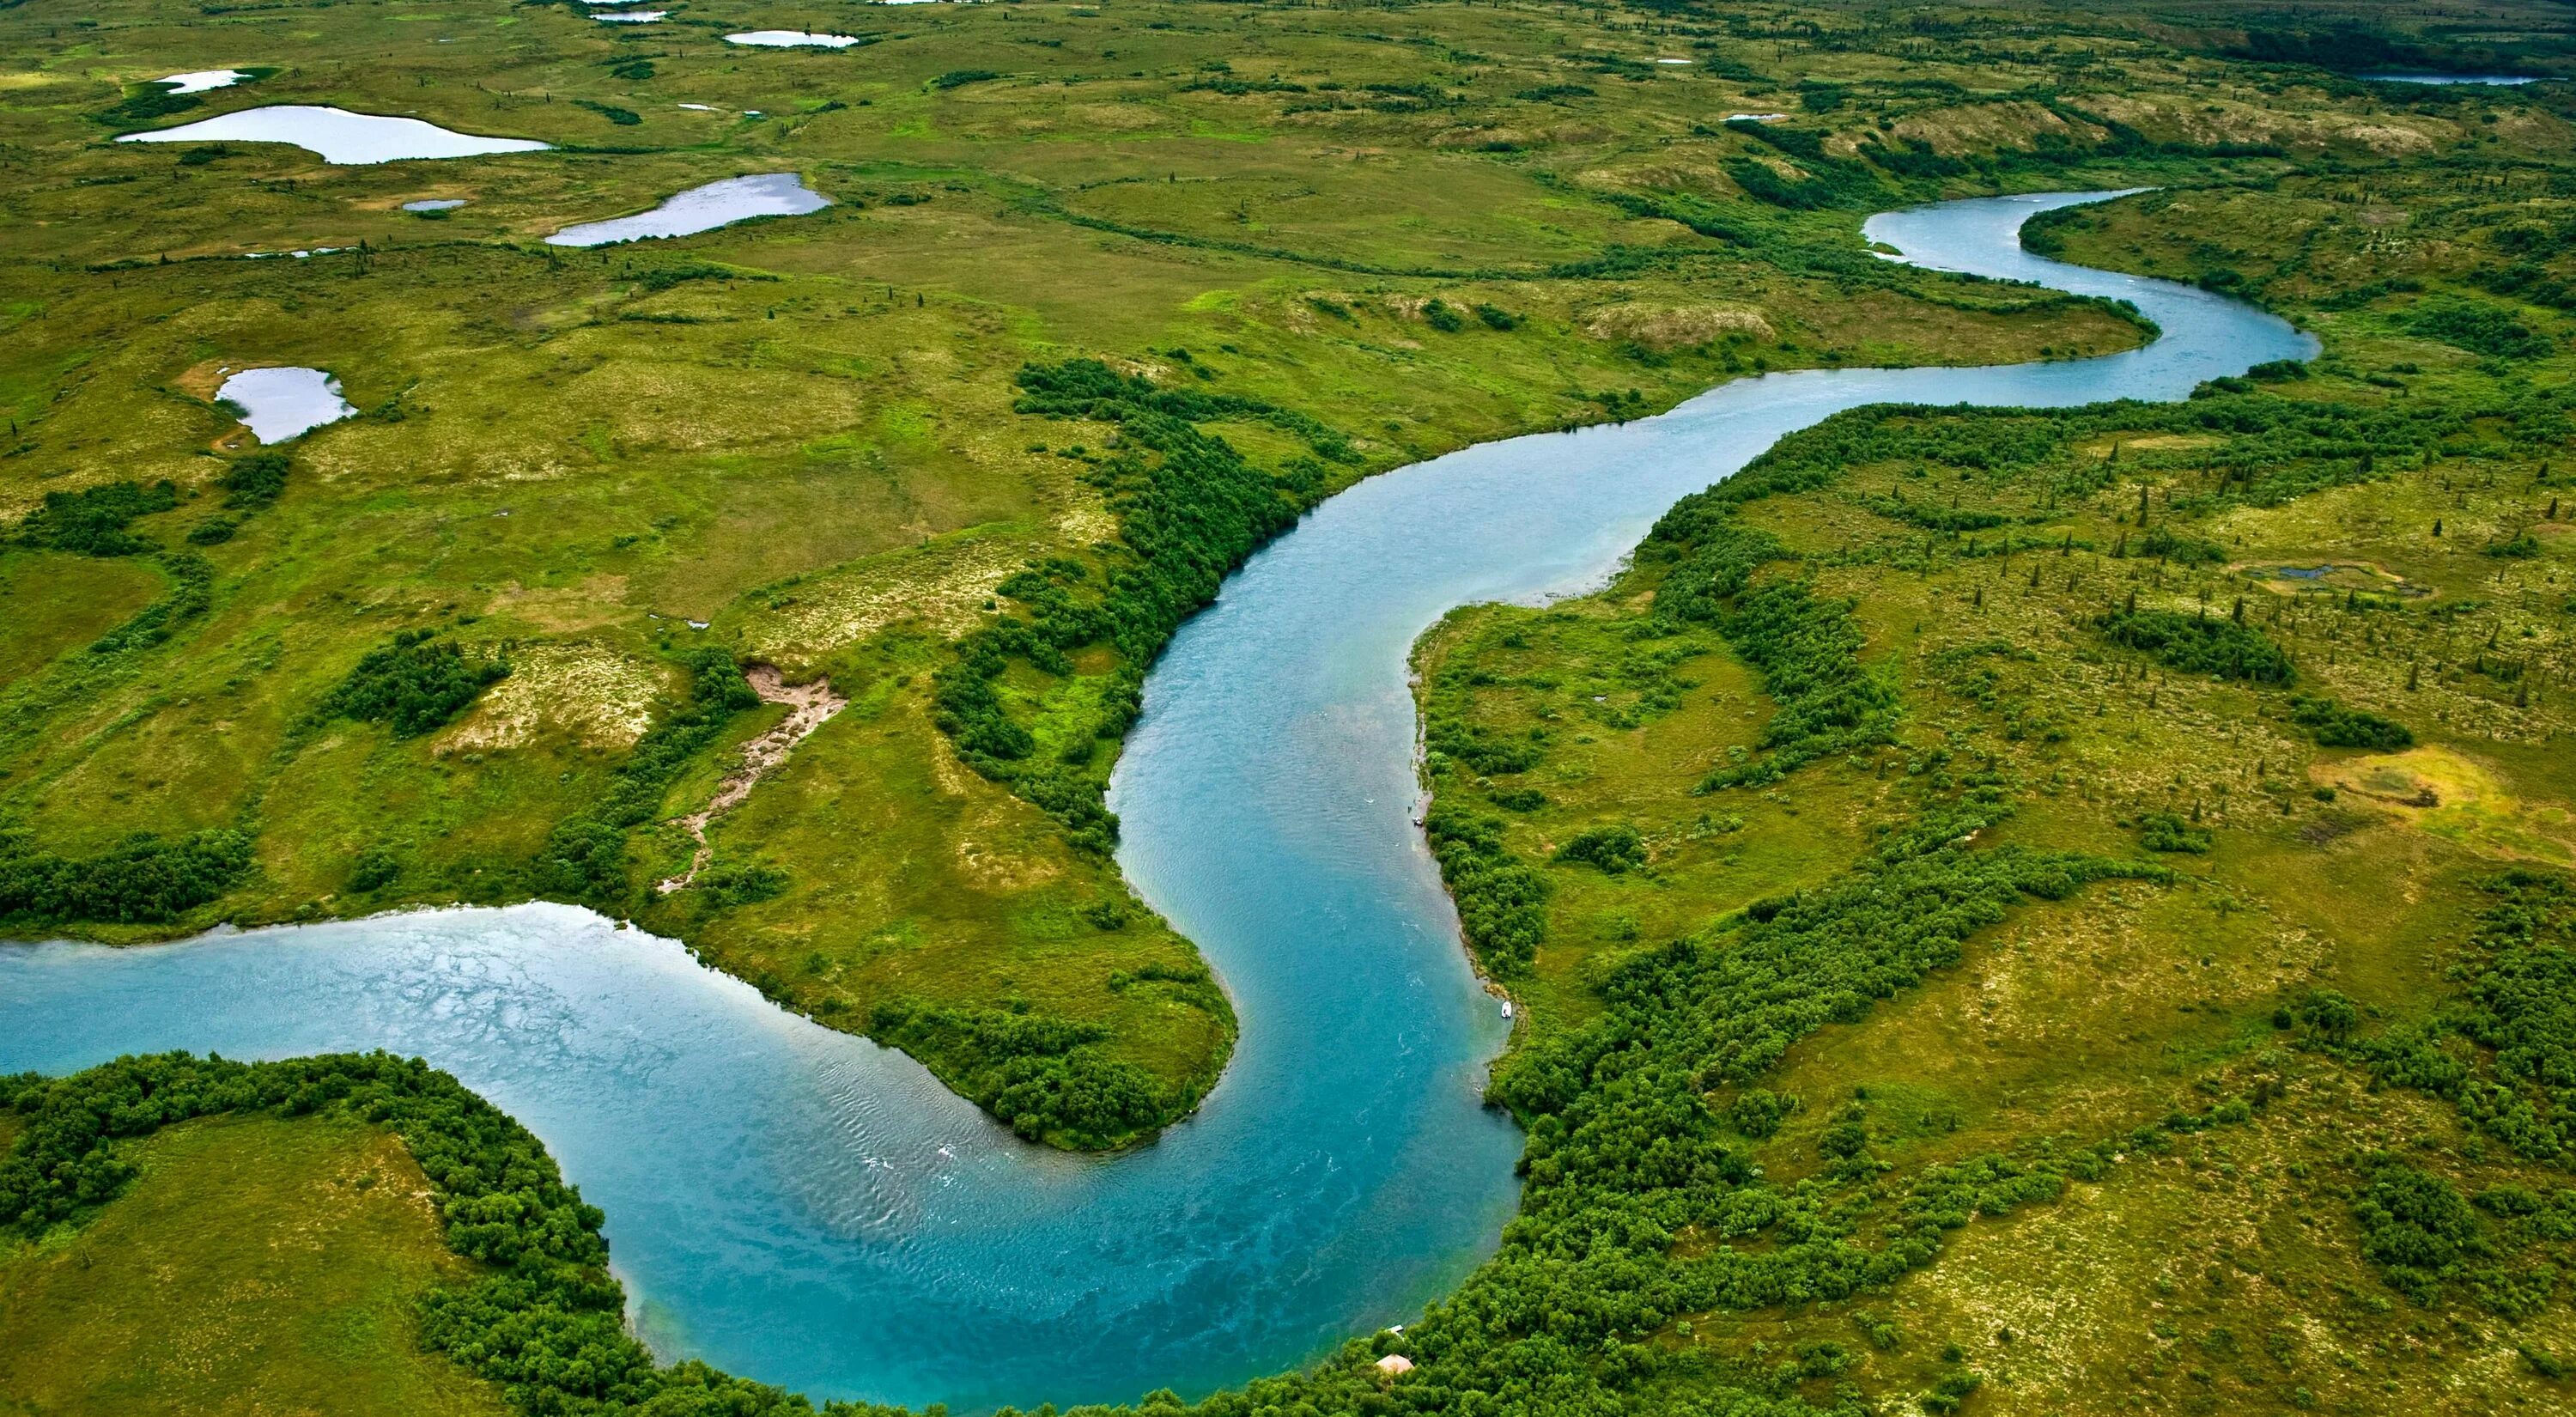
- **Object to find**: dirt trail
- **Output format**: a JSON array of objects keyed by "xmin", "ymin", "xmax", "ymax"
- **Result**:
[{"xmin": 655, "ymin": 664, "xmax": 846, "ymax": 894}]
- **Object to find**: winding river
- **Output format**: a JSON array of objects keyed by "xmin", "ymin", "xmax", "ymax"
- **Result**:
[{"xmin": 0, "ymin": 193, "xmax": 2310, "ymax": 1410}]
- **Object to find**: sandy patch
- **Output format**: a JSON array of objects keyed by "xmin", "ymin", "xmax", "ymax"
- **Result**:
[
  {"xmin": 1583, "ymin": 303, "xmax": 1774, "ymax": 350},
  {"xmin": 440, "ymin": 641, "xmax": 671, "ymax": 751},
  {"xmin": 2309, "ymin": 745, "xmax": 2575, "ymax": 867},
  {"xmin": 657, "ymin": 664, "xmax": 846, "ymax": 892}
]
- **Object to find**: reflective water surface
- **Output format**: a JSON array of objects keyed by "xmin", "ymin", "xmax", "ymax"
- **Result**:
[
  {"xmin": 116, "ymin": 104, "xmax": 549, "ymax": 163},
  {"xmin": 216, "ymin": 366, "xmax": 357, "ymax": 443},
  {"xmin": 546, "ymin": 173, "xmax": 831, "ymax": 247},
  {"xmin": 0, "ymin": 193, "xmax": 2308, "ymax": 1412}
]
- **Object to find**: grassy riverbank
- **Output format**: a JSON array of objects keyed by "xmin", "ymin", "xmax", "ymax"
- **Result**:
[{"xmin": 1402, "ymin": 136, "xmax": 2576, "ymax": 1414}]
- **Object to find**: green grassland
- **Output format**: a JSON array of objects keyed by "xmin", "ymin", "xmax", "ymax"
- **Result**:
[{"xmin": 0, "ymin": 1110, "xmax": 508, "ymax": 1416}]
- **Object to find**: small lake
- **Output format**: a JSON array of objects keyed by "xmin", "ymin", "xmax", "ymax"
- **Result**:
[
  {"xmin": 1, "ymin": 193, "xmax": 2311, "ymax": 1411},
  {"xmin": 595, "ymin": 10, "xmax": 665, "ymax": 21},
  {"xmin": 726, "ymin": 29, "xmax": 863, "ymax": 46},
  {"xmin": 216, "ymin": 366, "xmax": 356, "ymax": 442},
  {"xmin": 158, "ymin": 69, "xmax": 249, "ymax": 94},
  {"xmin": 118, "ymin": 105, "xmax": 550, "ymax": 164},
  {"xmin": 402, "ymin": 198, "xmax": 467, "ymax": 211},
  {"xmin": 544, "ymin": 173, "xmax": 829, "ymax": 246}
]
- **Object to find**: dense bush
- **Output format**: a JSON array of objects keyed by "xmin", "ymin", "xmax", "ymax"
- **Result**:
[
  {"xmin": 11, "ymin": 479, "xmax": 178, "ymax": 556},
  {"xmin": 0, "ymin": 828, "xmax": 253, "ymax": 925},
  {"xmin": 866, "ymin": 999, "xmax": 1182, "ymax": 1147},
  {"xmin": 2291, "ymin": 695, "xmax": 2414, "ymax": 750},
  {"xmin": 1555, "ymin": 824, "xmax": 1647, "ymax": 874},
  {"xmin": 2096, "ymin": 608, "xmax": 2294, "ymax": 684},
  {"xmin": 2408, "ymin": 295, "xmax": 2551, "ymax": 362},
  {"xmin": 2136, "ymin": 812, "xmax": 2212, "ymax": 854},
  {"xmin": 1424, "ymin": 803, "xmax": 1550, "ymax": 975},
  {"xmin": 313, "ymin": 629, "xmax": 510, "ymax": 738},
  {"xmin": 219, "ymin": 450, "xmax": 289, "ymax": 511}
]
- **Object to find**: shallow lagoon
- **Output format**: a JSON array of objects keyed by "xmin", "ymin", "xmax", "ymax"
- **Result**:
[
  {"xmin": 1, "ymin": 194, "xmax": 2312, "ymax": 1411},
  {"xmin": 546, "ymin": 173, "xmax": 829, "ymax": 246},
  {"xmin": 118, "ymin": 105, "xmax": 550, "ymax": 164},
  {"xmin": 216, "ymin": 366, "xmax": 356, "ymax": 442},
  {"xmin": 402, "ymin": 198, "xmax": 467, "ymax": 212}
]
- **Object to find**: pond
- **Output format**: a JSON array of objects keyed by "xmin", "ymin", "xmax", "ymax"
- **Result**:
[
  {"xmin": 158, "ymin": 70, "xmax": 249, "ymax": 94},
  {"xmin": 595, "ymin": 10, "xmax": 665, "ymax": 21},
  {"xmin": 726, "ymin": 29, "xmax": 864, "ymax": 46},
  {"xmin": 1, "ymin": 192, "xmax": 2311, "ymax": 1413},
  {"xmin": 117, "ymin": 105, "xmax": 550, "ymax": 164},
  {"xmin": 402, "ymin": 198, "xmax": 467, "ymax": 212},
  {"xmin": 544, "ymin": 173, "xmax": 830, "ymax": 246},
  {"xmin": 216, "ymin": 366, "xmax": 357, "ymax": 442}
]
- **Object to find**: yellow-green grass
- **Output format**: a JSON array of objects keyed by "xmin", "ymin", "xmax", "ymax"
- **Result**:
[{"xmin": 0, "ymin": 1113, "xmax": 507, "ymax": 1417}]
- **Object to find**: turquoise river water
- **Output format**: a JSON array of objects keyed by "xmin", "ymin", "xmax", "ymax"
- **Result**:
[{"xmin": 0, "ymin": 192, "xmax": 2311, "ymax": 1410}]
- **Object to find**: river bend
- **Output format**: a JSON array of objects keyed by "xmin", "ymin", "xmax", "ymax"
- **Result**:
[{"xmin": 0, "ymin": 192, "xmax": 2312, "ymax": 1409}]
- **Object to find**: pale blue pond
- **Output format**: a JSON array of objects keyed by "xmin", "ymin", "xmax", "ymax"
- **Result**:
[
  {"xmin": 0, "ymin": 192, "xmax": 2310, "ymax": 1412},
  {"xmin": 403, "ymin": 198, "xmax": 468, "ymax": 212},
  {"xmin": 545, "ymin": 173, "xmax": 829, "ymax": 247},
  {"xmin": 117, "ymin": 105, "xmax": 549, "ymax": 163},
  {"xmin": 216, "ymin": 366, "xmax": 357, "ymax": 442}
]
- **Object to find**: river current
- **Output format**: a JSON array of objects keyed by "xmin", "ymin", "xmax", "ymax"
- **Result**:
[{"xmin": 0, "ymin": 192, "xmax": 2311, "ymax": 1409}]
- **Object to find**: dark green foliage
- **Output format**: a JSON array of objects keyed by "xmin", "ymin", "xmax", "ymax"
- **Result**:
[
  {"xmin": 2136, "ymin": 812, "xmax": 2211, "ymax": 854},
  {"xmin": 313, "ymin": 629, "xmax": 509, "ymax": 739},
  {"xmin": 97, "ymin": 87, "xmax": 199, "ymax": 128},
  {"xmin": 349, "ymin": 849, "xmax": 401, "ymax": 892},
  {"xmin": 2352, "ymin": 1160, "xmax": 2494, "ymax": 1306},
  {"xmin": 696, "ymin": 861, "xmax": 789, "ymax": 908},
  {"xmin": 1555, "ymin": 824, "xmax": 1646, "ymax": 874},
  {"xmin": 2096, "ymin": 609, "xmax": 2294, "ymax": 684},
  {"xmin": 931, "ymin": 360, "xmax": 1351, "ymax": 849},
  {"xmin": 1422, "ymin": 299, "xmax": 1466, "ymax": 333},
  {"xmin": 221, "ymin": 449, "xmax": 289, "ymax": 511},
  {"xmin": 537, "ymin": 649, "xmax": 761, "ymax": 903},
  {"xmin": 0, "ymin": 828, "xmax": 252, "ymax": 926},
  {"xmin": 88, "ymin": 553, "xmax": 214, "ymax": 656},
  {"xmin": 185, "ymin": 518, "xmax": 238, "ymax": 545},
  {"xmin": 608, "ymin": 58, "xmax": 654, "ymax": 80},
  {"xmin": 2138, "ymin": 526, "xmax": 2226, "ymax": 564},
  {"xmin": 1426, "ymin": 715, "xmax": 1547, "ymax": 774},
  {"xmin": 1491, "ymin": 786, "xmax": 1547, "ymax": 812},
  {"xmin": 930, "ymin": 69, "xmax": 1001, "ymax": 89},
  {"xmin": 574, "ymin": 99, "xmax": 641, "ymax": 125},
  {"xmin": 1473, "ymin": 302, "xmax": 1519, "ymax": 331},
  {"xmin": 2292, "ymin": 695, "xmax": 2414, "ymax": 751},
  {"xmin": 1424, "ymin": 803, "xmax": 1548, "ymax": 975},
  {"xmin": 0, "ymin": 1052, "xmax": 815, "ymax": 1415},
  {"xmin": 11, "ymin": 479, "xmax": 178, "ymax": 556},
  {"xmin": 1646, "ymin": 467, "xmax": 1899, "ymax": 792},
  {"xmin": 2409, "ymin": 295, "xmax": 2551, "ymax": 362},
  {"xmin": 1513, "ymin": 83, "xmax": 1595, "ymax": 101},
  {"xmin": 866, "ymin": 999, "xmax": 1182, "ymax": 1147}
]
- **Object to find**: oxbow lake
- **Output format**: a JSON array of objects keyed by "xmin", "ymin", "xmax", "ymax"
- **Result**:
[
  {"xmin": 0, "ymin": 192, "xmax": 2312, "ymax": 1412},
  {"xmin": 117, "ymin": 105, "xmax": 548, "ymax": 163}
]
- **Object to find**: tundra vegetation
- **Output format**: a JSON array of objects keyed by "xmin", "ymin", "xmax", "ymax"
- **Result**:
[{"xmin": 5, "ymin": 0, "xmax": 2576, "ymax": 1411}]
